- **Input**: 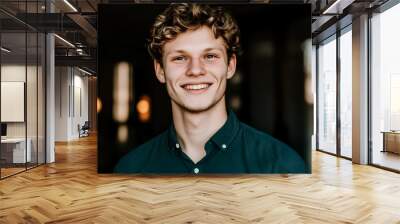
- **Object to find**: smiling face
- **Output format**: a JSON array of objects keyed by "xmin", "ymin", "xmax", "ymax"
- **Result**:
[{"xmin": 154, "ymin": 26, "xmax": 237, "ymax": 113}]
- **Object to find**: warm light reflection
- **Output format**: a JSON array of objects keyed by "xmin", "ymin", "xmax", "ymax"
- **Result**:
[
  {"xmin": 113, "ymin": 62, "xmax": 132, "ymax": 123},
  {"xmin": 117, "ymin": 125, "xmax": 128, "ymax": 144},
  {"xmin": 137, "ymin": 98, "xmax": 150, "ymax": 114},
  {"xmin": 230, "ymin": 96, "xmax": 241, "ymax": 110},
  {"xmin": 139, "ymin": 113, "xmax": 151, "ymax": 123},
  {"xmin": 302, "ymin": 39, "xmax": 313, "ymax": 105},
  {"xmin": 137, "ymin": 95, "xmax": 151, "ymax": 123},
  {"xmin": 97, "ymin": 98, "xmax": 102, "ymax": 113}
]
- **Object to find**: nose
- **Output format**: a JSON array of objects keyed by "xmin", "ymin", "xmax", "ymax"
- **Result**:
[{"xmin": 186, "ymin": 57, "xmax": 206, "ymax": 77}]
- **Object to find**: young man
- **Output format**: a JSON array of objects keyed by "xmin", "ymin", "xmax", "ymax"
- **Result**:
[{"xmin": 114, "ymin": 3, "xmax": 306, "ymax": 174}]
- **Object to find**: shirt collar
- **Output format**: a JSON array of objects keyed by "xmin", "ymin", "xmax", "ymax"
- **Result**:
[{"xmin": 167, "ymin": 109, "xmax": 240, "ymax": 151}]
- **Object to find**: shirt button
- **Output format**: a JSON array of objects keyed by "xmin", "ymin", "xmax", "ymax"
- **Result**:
[
  {"xmin": 222, "ymin": 144, "xmax": 227, "ymax": 149},
  {"xmin": 193, "ymin": 168, "xmax": 199, "ymax": 174},
  {"xmin": 175, "ymin": 143, "xmax": 180, "ymax": 149}
]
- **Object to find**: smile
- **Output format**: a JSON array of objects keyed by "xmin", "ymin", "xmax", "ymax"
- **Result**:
[
  {"xmin": 183, "ymin": 83, "xmax": 210, "ymax": 90},
  {"xmin": 181, "ymin": 83, "xmax": 212, "ymax": 93}
]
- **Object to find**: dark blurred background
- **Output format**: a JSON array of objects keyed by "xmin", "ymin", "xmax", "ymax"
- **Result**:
[{"xmin": 98, "ymin": 3, "xmax": 312, "ymax": 173}]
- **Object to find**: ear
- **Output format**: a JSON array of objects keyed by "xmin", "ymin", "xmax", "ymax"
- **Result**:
[
  {"xmin": 226, "ymin": 54, "xmax": 237, "ymax": 79},
  {"xmin": 154, "ymin": 60, "xmax": 166, "ymax": 83}
]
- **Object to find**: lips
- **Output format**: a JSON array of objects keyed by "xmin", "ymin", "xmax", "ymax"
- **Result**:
[{"xmin": 181, "ymin": 82, "xmax": 212, "ymax": 93}]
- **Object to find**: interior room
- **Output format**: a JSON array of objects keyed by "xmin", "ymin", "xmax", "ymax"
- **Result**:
[{"xmin": 0, "ymin": 0, "xmax": 399, "ymax": 223}]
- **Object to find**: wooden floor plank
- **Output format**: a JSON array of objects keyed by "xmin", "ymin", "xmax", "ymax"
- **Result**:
[{"xmin": 0, "ymin": 134, "xmax": 400, "ymax": 223}]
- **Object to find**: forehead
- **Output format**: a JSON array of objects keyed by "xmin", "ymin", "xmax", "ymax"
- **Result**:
[{"xmin": 163, "ymin": 26, "xmax": 227, "ymax": 55}]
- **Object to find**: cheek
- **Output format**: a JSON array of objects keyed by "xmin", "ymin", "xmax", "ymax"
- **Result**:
[
  {"xmin": 209, "ymin": 64, "xmax": 228, "ymax": 80},
  {"xmin": 164, "ymin": 64, "xmax": 186, "ymax": 77},
  {"xmin": 163, "ymin": 68, "xmax": 182, "ymax": 89}
]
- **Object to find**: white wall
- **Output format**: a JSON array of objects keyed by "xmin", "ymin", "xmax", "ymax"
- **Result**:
[
  {"xmin": 1, "ymin": 65, "xmax": 26, "ymax": 81},
  {"xmin": 55, "ymin": 66, "xmax": 89, "ymax": 141},
  {"xmin": 1, "ymin": 65, "xmax": 26, "ymax": 137},
  {"xmin": 1, "ymin": 65, "xmax": 36, "ymax": 138},
  {"xmin": 55, "ymin": 66, "xmax": 69, "ymax": 141},
  {"xmin": 1, "ymin": 64, "xmax": 46, "ymax": 164},
  {"xmin": 72, "ymin": 72, "xmax": 89, "ymax": 137}
]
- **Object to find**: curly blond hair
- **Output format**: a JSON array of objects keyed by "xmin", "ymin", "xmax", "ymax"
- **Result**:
[{"xmin": 147, "ymin": 3, "xmax": 241, "ymax": 64}]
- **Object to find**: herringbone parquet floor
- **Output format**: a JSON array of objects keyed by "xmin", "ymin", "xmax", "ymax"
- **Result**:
[{"xmin": 1, "ymin": 134, "xmax": 400, "ymax": 223}]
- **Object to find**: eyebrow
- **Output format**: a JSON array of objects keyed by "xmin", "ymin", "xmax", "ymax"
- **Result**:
[{"xmin": 165, "ymin": 47, "xmax": 225, "ymax": 56}]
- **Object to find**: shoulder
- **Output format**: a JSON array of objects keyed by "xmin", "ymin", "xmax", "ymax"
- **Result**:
[
  {"xmin": 113, "ymin": 131, "xmax": 167, "ymax": 173},
  {"xmin": 240, "ymin": 123, "xmax": 287, "ymax": 151},
  {"xmin": 240, "ymin": 123, "xmax": 279, "ymax": 144},
  {"xmin": 240, "ymin": 123, "xmax": 306, "ymax": 173}
]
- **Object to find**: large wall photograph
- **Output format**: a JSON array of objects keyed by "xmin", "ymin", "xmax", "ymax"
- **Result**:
[{"xmin": 98, "ymin": 3, "xmax": 312, "ymax": 174}]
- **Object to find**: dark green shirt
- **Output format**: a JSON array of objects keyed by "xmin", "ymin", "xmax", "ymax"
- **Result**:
[{"xmin": 114, "ymin": 111, "xmax": 306, "ymax": 174}]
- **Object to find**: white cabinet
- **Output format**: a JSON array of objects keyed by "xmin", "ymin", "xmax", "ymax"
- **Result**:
[{"xmin": 1, "ymin": 138, "xmax": 32, "ymax": 163}]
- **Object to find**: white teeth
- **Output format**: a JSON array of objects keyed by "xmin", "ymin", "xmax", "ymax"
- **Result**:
[{"xmin": 184, "ymin": 84, "xmax": 210, "ymax": 90}]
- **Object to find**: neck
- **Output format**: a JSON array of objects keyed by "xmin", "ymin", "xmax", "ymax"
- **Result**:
[{"xmin": 171, "ymin": 98, "xmax": 228, "ymax": 163}]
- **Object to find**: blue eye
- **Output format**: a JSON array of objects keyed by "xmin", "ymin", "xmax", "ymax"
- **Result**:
[
  {"xmin": 173, "ymin": 56, "xmax": 186, "ymax": 61},
  {"xmin": 205, "ymin": 54, "xmax": 218, "ymax": 60}
]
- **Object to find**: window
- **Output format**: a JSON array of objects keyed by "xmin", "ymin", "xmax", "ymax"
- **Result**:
[
  {"xmin": 317, "ymin": 35, "xmax": 337, "ymax": 154},
  {"xmin": 370, "ymin": 2, "xmax": 400, "ymax": 171},
  {"xmin": 339, "ymin": 27, "xmax": 352, "ymax": 158},
  {"xmin": 0, "ymin": 1, "xmax": 46, "ymax": 179}
]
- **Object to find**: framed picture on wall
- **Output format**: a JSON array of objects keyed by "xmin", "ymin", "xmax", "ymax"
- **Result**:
[{"xmin": 97, "ymin": 3, "xmax": 312, "ymax": 174}]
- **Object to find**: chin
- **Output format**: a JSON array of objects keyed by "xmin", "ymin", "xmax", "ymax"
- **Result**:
[
  {"xmin": 181, "ymin": 103, "xmax": 214, "ymax": 113},
  {"xmin": 171, "ymin": 94, "xmax": 225, "ymax": 113}
]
